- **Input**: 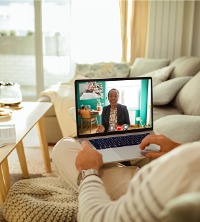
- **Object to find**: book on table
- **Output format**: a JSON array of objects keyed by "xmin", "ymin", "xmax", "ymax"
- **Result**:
[{"xmin": 0, "ymin": 124, "xmax": 16, "ymax": 147}]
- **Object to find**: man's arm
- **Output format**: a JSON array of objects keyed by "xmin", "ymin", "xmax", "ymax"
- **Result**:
[{"xmin": 77, "ymin": 141, "xmax": 200, "ymax": 222}]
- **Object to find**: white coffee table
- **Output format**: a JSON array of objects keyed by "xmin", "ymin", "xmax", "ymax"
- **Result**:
[{"xmin": 0, "ymin": 102, "xmax": 52, "ymax": 203}]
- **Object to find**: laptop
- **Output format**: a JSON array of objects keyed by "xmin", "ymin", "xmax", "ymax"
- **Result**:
[{"xmin": 75, "ymin": 77, "xmax": 159, "ymax": 163}]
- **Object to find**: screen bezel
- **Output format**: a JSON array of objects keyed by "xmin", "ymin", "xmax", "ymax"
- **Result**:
[{"xmin": 75, "ymin": 77, "xmax": 153, "ymax": 138}]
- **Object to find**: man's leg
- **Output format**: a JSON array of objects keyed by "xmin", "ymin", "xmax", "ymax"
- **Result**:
[
  {"xmin": 52, "ymin": 137, "xmax": 83, "ymax": 191},
  {"xmin": 52, "ymin": 137, "xmax": 139, "ymax": 199},
  {"xmin": 100, "ymin": 164, "xmax": 139, "ymax": 200}
]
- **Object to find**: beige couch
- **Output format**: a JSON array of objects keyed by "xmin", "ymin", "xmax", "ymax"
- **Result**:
[
  {"xmin": 131, "ymin": 56, "xmax": 200, "ymax": 143},
  {"xmin": 39, "ymin": 56, "xmax": 200, "ymax": 144}
]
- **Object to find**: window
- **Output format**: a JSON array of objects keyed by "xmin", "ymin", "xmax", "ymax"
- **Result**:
[
  {"xmin": 71, "ymin": 0, "xmax": 121, "ymax": 63},
  {"xmin": 0, "ymin": 0, "xmax": 36, "ymax": 99},
  {"xmin": 0, "ymin": 0, "xmax": 121, "ymax": 100},
  {"xmin": 42, "ymin": 0, "xmax": 72, "ymax": 88}
]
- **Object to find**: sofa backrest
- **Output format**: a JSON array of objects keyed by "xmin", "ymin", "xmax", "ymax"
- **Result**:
[
  {"xmin": 75, "ymin": 62, "xmax": 130, "ymax": 79},
  {"xmin": 129, "ymin": 58, "xmax": 171, "ymax": 77}
]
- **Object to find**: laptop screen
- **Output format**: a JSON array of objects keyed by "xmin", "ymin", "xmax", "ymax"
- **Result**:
[{"xmin": 75, "ymin": 77, "xmax": 153, "ymax": 138}]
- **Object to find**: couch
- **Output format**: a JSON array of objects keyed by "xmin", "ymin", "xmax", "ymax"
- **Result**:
[{"xmin": 39, "ymin": 56, "xmax": 200, "ymax": 144}]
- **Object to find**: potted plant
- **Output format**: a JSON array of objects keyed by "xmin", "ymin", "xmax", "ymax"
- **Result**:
[
  {"xmin": 96, "ymin": 99, "xmax": 102, "ymax": 111},
  {"xmin": 135, "ymin": 117, "xmax": 144, "ymax": 127}
]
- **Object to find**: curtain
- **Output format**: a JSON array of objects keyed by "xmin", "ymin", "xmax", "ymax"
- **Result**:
[
  {"xmin": 119, "ymin": 0, "xmax": 149, "ymax": 63},
  {"xmin": 119, "ymin": 0, "xmax": 128, "ymax": 62}
]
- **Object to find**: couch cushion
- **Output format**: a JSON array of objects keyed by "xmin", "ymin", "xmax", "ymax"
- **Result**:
[
  {"xmin": 173, "ymin": 72, "xmax": 200, "ymax": 115},
  {"xmin": 129, "ymin": 58, "xmax": 170, "ymax": 77},
  {"xmin": 153, "ymin": 76, "xmax": 192, "ymax": 106},
  {"xmin": 141, "ymin": 65, "xmax": 174, "ymax": 87},
  {"xmin": 153, "ymin": 105, "xmax": 183, "ymax": 121},
  {"xmin": 75, "ymin": 62, "xmax": 130, "ymax": 78},
  {"xmin": 154, "ymin": 115, "xmax": 200, "ymax": 143},
  {"xmin": 159, "ymin": 192, "xmax": 200, "ymax": 222},
  {"xmin": 170, "ymin": 56, "xmax": 200, "ymax": 78}
]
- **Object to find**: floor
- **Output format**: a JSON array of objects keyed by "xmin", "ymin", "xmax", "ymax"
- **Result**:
[
  {"xmin": 79, "ymin": 124, "xmax": 98, "ymax": 135},
  {"xmin": 23, "ymin": 125, "xmax": 41, "ymax": 147},
  {"xmin": 7, "ymin": 126, "xmax": 56, "ymax": 184}
]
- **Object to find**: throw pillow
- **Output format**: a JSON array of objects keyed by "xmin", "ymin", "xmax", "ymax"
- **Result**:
[
  {"xmin": 75, "ymin": 62, "xmax": 130, "ymax": 78},
  {"xmin": 141, "ymin": 65, "xmax": 174, "ymax": 87},
  {"xmin": 170, "ymin": 56, "xmax": 200, "ymax": 78},
  {"xmin": 173, "ymin": 72, "xmax": 200, "ymax": 115},
  {"xmin": 153, "ymin": 76, "xmax": 192, "ymax": 106},
  {"xmin": 129, "ymin": 58, "xmax": 170, "ymax": 77}
]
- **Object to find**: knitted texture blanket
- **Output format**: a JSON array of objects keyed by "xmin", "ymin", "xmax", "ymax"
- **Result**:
[
  {"xmin": 39, "ymin": 82, "xmax": 77, "ymax": 138},
  {"xmin": 2, "ymin": 177, "xmax": 78, "ymax": 222}
]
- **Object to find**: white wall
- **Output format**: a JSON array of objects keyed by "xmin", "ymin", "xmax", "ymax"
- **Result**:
[{"xmin": 146, "ymin": 0, "xmax": 200, "ymax": 60}]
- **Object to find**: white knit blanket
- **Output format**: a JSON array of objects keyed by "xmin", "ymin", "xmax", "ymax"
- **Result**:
[
  {"xmin": 3, "ymin": 177, "xmax": 78, "ymax": 222},
  {"xmin": 40, "ymin": 82, "xmax": 77, "ymax": 138},
  {"xmin": 40, "ymin": 73, "xmax": 91, "ymax": 137}
]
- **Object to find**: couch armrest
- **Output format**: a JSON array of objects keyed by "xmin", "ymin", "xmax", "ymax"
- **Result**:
[
  {"xmin": 38, "ymin": 95, "xmax": 51, "ymax": 103},
  {"xmin": 38, "ymin": 96, "xmax": 56, "ymax": 117},
  {"xmin": 38, "ymin": 95, "xmax": 62, "ymax": 144}
]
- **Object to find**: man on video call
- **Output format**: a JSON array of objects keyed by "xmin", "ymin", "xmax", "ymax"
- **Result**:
[{"xmin": 52, "ymin": 132, "xmax": 200, "ymax": 222}]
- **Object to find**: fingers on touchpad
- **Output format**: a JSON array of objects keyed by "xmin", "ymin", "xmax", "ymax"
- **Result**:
[{"xmin": 140, "ymin": 144, "xmax": 160, "ymax": 155}]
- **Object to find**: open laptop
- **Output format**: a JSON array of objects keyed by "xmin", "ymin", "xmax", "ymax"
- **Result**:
[{"xmin": 75, "ymin": 77, "xmax": 159, "ymax": 163}]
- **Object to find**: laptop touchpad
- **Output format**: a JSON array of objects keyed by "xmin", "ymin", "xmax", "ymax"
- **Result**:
[
  {"xmin": 114, "ymin": 145, "xmax": 142, "ymax": 159},
  {"xmin": 98, "ymin": 149, "xmax": 123, "ymax": 163}
]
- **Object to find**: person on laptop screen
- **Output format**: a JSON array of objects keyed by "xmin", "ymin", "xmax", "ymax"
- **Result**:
[
  {"xmin": 96, "ymin": 88, "xmax": 130, "ymax": 133},
  {"xmin": 80, "ymin": 83, "xmax": 101, "ymax": 100}
]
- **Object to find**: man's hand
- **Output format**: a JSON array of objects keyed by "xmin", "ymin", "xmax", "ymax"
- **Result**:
[
  {"xmin": 140, "ymin": 134, "xmax": 181, "ymax": 158},
  {"xmin": 75, "ymin": 141, "xmax": 103, "ymax": 172}
]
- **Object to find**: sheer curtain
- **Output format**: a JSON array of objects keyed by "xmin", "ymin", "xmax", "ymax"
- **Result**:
[
  {"xmin": 70, "ymin": 0, "xmax": 122, "ymax": 63},
  {"xmin": 120, "ymin": 0, "xmax": 149, "ymax": 63}
]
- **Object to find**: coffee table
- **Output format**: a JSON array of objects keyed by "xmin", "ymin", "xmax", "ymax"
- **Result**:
[{"xmin": 0, "ymin": 102, "xmax": 52, "ymax": 203}]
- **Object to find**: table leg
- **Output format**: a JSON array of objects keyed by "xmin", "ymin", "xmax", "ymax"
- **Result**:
[
  {"xmin": 36, "ymin": 116, "xmax": 51, "ymax": 173},
  {"xmin": 16, "ymin": 141, "xmax": 29, "ymax": 178},
  {"xmin": 2, "ymin": 159, "xmax": 11, "ymax": 193},
  {"xmin": 0, "ymin": 167, "xmax": 6, "ymax": 203}
]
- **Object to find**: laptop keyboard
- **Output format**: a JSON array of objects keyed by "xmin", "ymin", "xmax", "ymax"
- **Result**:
[{"xmin": 89, "ymin": 133, "xmax": 150, "ymax": 150}]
